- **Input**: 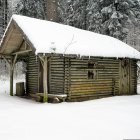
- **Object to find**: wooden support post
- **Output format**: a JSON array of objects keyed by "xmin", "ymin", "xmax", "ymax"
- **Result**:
[
  {"xmin": 39, "ymin": 55, "xmax": 48, "ymax": 103},
  {"xmin": 43, "ymin": 57, "xmax": 48, "ymax": 102},
  {"xmin": 10, "ymin": 55, "xmax": 18, "ymax": 96},
  {"xmin": 10, "ymin": 62, "xmax": 14, "ymax": 96}
]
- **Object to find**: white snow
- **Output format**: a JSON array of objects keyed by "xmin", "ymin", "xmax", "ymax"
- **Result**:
[
  {"xmin": 0, "ymin": 78, "xmax": 140, "ymax": 140},
  {"xmin": 1, "ymin": 14, "xmax": 140, "ymax": 59}
]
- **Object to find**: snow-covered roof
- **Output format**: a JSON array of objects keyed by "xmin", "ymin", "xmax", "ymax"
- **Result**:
[{"xmin": 1, "ymin": 15, "xmax": 140, "ymax": 59}]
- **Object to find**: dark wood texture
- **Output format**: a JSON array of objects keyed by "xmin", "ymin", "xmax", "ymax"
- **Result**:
[
  {"xmin": 49, "ymin": 55, "xmax": 65, "ymax": 95},
  {"xmin": 16, "ymin": 82, "xmax": 25, "ymax": 96},
  {"xmin": 65, "ymin": 57, "xmax": 120, "ymax": 101},
  {"xmin": 26, "ymin": 54, "xmax": 138, "ymax": 102},
  {"xmin": 26, "ymin": 54, "xmax": 39, "ymax": 94}
]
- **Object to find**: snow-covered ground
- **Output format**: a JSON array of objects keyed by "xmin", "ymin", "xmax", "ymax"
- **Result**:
[{"xmin": 0, "ymin": 78, "xmax": 140, "ymax": 140}]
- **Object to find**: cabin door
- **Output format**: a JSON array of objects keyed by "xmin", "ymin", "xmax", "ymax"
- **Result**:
[{"xmin": 119, "ymin": 59, "xmax": 130, "ymax": 95}]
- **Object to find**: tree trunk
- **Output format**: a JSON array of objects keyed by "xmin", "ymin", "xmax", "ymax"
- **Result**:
[{"xmin": 45, "ymin": 0, "xmax": 58, "ymax": 22}]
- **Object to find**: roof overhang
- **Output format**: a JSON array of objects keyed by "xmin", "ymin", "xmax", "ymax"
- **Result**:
[
  {"xmin": 1, "ymin": 15, "xmax": 140, "ymax": 61},
  {"xmin": 0, "ymin": 19, "xmax": 35, "ymax": 59}
]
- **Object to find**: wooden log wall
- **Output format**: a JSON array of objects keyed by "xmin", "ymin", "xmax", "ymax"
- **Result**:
[
  {"xmin": 129, "ymin": 60, "xmax": 137, "ymax": 94},
  {"xmin": 65, "ymin": 57, "xmax": 120, "ymax": 101},
  {"xmin": 26, "ymin": 54, "xmax": 39, "ymax": 94},
  {"xmin": 25, "ymin": 54, "xmax": 137, "ymax": 102},
  {"xmin": 48, "ymin": 56, "xmax": 138, "ymax": 101},
  {"xmin": 49, "ymin": 55, "xmax": 65, "ymax": 95}
]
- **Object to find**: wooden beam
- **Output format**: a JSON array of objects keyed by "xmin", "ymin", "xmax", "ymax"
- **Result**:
[
  {"xmin": 9, "ymin": 55, "xmax": 18, "ymax": 96},
  {"xmin": 13, "ymin": 54, "xmax": 18, "ymax": 66},
  {"xmin": 0, "ymin": 54, "xmax": 11, "ymax": 59},
  {"xmin": 38, "ymin": 56, "xmax": 48, "ymax": 102},
  {"xmin": 10, "ymin": 62, "xmax": 14, "ymax": 96},
  {"xmin": 43, "ymin": 57, "xmax": 48, "ymax": 102},
  {"xmin": 38, "ymin": 56, "xmax": 44, "ymax": 63},
  {"xmin": 12, "ymin": 49, "xmax": 32, "ymax": 55},
  {"xmin": 1, "ymin": 56, "xmax": 11, "ymax": 64}
]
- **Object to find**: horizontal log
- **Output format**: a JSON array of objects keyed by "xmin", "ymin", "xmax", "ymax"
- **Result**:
[
  {"xmin": 70, "ymin": 87, "xmax": 118, "ymax": 93},
  {"xmin": 70, "ymin": 79, "xmax": 119, "ymax": 82},
  {"xmin": 27, "ymin": 83, "xmax": 38, "ymax": 86},
  {"xmin": 70, "ymin": 58, "xmax": 119, "ymax": 61},
  {"xmin": 27, "ymin": 79, "xmax": 38, "ymax": 82},
  {"xmin": 51, "ymin": 57, "xmax": 64, "ymax": 60},
  {"xmin": 27, "ymin": 64, "xmax": 38, "ymax": 67},
  {"xmin": 27, "ymin": 68, "xmax": 38, "ymax": 71},
  {"xmin": 98, "ymin": 74, "xmax": 119, "ymax": 76},
  {"xmin": 65, "ymin": 71, "xmax": 86, "ymax": 74},
  {"xmin": 50, "ymin": 88, "xmax": 64, "ymax": 92},
  {"xmin": 50, "ymin": 81, "xmax": 65, "ymax": 84},
  {"xmin": 28, "ymin": 61, "xmax": 38, "ymax": 64},
  {"xmin": 69, "ymin": 77, "xmax": 119, "ymax": 81},
  {"xmin": 70, "ymin": 73, "xmax": 87, "ymax": 76},
  {"xmin": 27, "ymin": 79, "xmax": 38, "ymax": 81},
  {"xmin": 27, "ymin": 72, "xmax": 38, "ymax": 75},
  {"xmin": 28, "ymin": 56, "xmax": 37, "ymax": 59},
  {"xmin": 26, "ymin": 74, "xmax": 38, "ymax": 77},
  {"xmin": 50, "ymin": 74, "xmax": 64, "ymax": 77},
  {"xmin": 50, "ymin": 60, "xmax": 64, "ymax": 62},
  {"xmin": 98, "ymin": 71, "xmax": 119, "ymax": 74},
  {"xmin": 27, "ymin": 84, "xmax": 38, "ymax": 87},
  {"xmin": 49, "ymin": 89, "xmax": 64, "ymax": 93},
  {"xmin": 50, "ymin": 83, "xmax": 64, "ymax": 87},
  {"xmin": 50, "ymin": 77, "xmax": 64, "ymax": 80},
  {"xmin": 49, "ymin": 87, "xmax": 64, "ymax": 90},
  {"xmin": 66, "ymin": 68, "xmax": 119, "ymax": 71},
  {"xmin": 70, "ymin": 89, "xmax": 118, "ymax": 94},
  {"xmin": 51, "ymin": 62, "xmax": 64, "ymax": 65},
  {"xmin": 67, "ymin": 76, "xmax": 87, "ymax": 79},
  {"xmin": 27, "ymin": 64, "xmax": 39, "ymax": 69},
  {"xmin": 50, "ymin": 72, "xmax": 64, "ymax": 74},
  {"xmin": 70, "ymin": 86, "xmax": 118, "ymax": 91},
  {"xmin": 50, "ymin": 70, "xmax": 64, "ymax": 73},
  {"xmin": 49, "ymin": 91, "xmax": 64, "ymax": 94},
  {"xmin": 70, "ymin": 83, "xmax": 118, "ymax": 88},
  {"xmin": 69, "ymin": 65, "xmax": 119, "ymax": 69},
  {"xmin": 70, "ymin": 92, "xmax": 114, "ymax": 97},
  {"xmin": 50, "ymin": 68, "xmax": 64, "ymax": 71},
  {"xmin": 70, "ymin": 81, "xmax": 119, "ymax": 85}
]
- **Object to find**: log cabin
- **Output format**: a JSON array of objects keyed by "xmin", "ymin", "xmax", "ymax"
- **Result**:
[{"xmin": 0, "ymin": 15, "xmax": 140, "ymax": 102}]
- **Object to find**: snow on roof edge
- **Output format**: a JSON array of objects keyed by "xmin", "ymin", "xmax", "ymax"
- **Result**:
[
  {"xmin": 0, "ymin": 17, "xmax": 13, "ymax": 49},
  {"xmin": 1, "ymin": 14, "xmax": 140, "ymax": 60}
]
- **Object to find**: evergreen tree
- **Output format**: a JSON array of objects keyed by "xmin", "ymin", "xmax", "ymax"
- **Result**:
[
  {"xmin": 87, "ymin": 0, "xmax": 140, "ymax": 40},
  {"xmin": 14, "ymin": 0, "xmax": 46, "ymax": 19},
  {"xmin": 44, "ymin": 0, "xmax": 59, "ymax": 21},
  {"xmin": 86, "ymin": 0, "xmax": 102, "ymax": 33},
  {"xmin": 58, "ymin": 0, "xmax": 88, "ymax": 30},
  {"xmin": 58, "ymin": 0, "xmax": 140, "ymax": 40}
]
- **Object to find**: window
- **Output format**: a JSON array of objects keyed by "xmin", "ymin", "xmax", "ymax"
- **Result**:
[
  {"xmin": 88, "ymin": 62, "xmax": 98, "ymax": 79},
  {"xmin": 88, "ymin": 71, "xmax": 94, "ymax": 79}
]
